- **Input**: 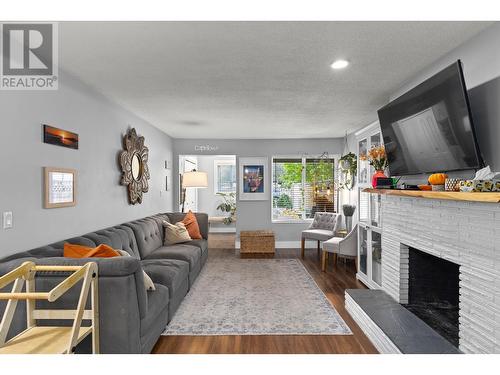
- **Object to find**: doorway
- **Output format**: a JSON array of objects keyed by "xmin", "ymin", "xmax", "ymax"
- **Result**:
[
  {"xmin": 179, "ymin": 155, "xmax": 199, "ymax": 212},
  {"xmin": 178, "ymin": 155, "xmax": 237, "ymax": 233}
]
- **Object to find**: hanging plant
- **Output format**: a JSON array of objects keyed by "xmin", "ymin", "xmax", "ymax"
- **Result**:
[{"xmin": 338, "ymin": 152, "xmax": 357, "ymax": 190}]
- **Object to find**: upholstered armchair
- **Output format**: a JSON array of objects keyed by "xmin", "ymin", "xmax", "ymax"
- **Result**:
[
  {"xmin": 301, "ymin": 212, "xmax": 342, "ymax": 258},
  {"xmin": 321, "ymin": 224, "xmax": 358, "ymax": 272}
]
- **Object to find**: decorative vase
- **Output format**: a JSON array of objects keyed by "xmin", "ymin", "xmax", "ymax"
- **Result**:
[
  {"xmin": 445, "ymin": 178, "xmax": 461, "ymax": 192},
  {"xmin": 342, "ymin": 204, "xmax": 356, "ymax": 233},
  {"xmin": 371, "ymin": 170, "xmax": 386, "ymax": 188},
  {"xmin": 341, "ymin": 160, "xmax": 351, "ymax": 170},
  {"xmin": 345, "ymin": 216, "xmax": 353, "ymax": 233}
]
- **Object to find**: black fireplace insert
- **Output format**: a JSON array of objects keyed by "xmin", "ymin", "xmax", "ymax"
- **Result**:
[{"xmin": 403, "ymin": 247, "xmax": 460, "ymax": 348}]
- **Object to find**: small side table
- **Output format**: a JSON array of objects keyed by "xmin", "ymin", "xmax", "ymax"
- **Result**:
[{"xmin": 337, "ymin": 229, "xmax": 348, "ymax": 238}]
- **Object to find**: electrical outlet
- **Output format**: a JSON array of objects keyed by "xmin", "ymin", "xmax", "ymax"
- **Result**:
[{"xmin": 3, "ymin": 211, "xmax": 13, "ymax": 229}]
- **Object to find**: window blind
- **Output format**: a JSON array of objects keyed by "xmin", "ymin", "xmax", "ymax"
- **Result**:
[{"xmin": 272, "ymin": 157, "xmax": 336, "ymax": 221}]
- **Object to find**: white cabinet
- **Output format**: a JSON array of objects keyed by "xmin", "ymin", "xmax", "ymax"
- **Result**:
[{"xmin": 356, "ymin": 123, "xmax": 383, "ymax": 289}]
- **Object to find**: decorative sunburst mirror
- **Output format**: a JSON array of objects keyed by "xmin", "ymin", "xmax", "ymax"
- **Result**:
[{"xmin": 119, "ymin": 128, "xmax": 150, "ymax": 204}]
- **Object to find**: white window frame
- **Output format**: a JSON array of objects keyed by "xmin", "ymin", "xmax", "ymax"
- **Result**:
[
  {"xmin": 213, "ymin": 159, "xmax": 236, "ymax": 195},
  {"xmin": 271, "ymin": 155, "xmax": 339, "ymax": 224}
]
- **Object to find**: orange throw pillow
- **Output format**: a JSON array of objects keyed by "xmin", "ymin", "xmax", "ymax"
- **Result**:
[
  {"xmin": 64, "ymin": 243, "xmax": 121, "ymax": 258},
  {"xmin": 181, "ymin": 210, "xmax": 202, "ymax": 239}
]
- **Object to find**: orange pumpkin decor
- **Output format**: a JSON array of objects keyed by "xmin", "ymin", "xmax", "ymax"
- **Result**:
[
  {"xmin": 418, "ymin": 184, "xmax": 432, "ymax": 191},
  {"xmin": 428, "ymin": 173, "xmax": 448, "ymax": 185}
]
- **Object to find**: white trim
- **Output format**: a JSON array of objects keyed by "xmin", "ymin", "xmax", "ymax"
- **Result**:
[
  {"xmin": 209, "ymin": 227, "xmax": 236, "ymax": 233},
  {"xmin": 356, "ymin": 272, "xmax": 381, "ymax": 290},
  {"xmin": 345, "ymin": 292, "xmax": 401, "ymax": 354},
  {"xmin": 271, "ymin": 218, "xmax": 313, "ymax": 224},
  {"xmin": 354, "ymin": 120, "xmax": 380, "ymax": 137}
]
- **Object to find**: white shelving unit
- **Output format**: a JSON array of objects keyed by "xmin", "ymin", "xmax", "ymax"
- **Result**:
[{"xmin": 355, "ymin": 122, "xmax": 383, "ymax": 289}]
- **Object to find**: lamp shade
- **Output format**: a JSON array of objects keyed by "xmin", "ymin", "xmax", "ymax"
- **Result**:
[{"xmin": 182, "ymin": 171, "xmax": 208, "ymax": 188}]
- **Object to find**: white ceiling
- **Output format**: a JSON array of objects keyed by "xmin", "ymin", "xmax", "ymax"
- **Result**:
[{"xmin": 59, "ymin": 21, "xmax": 493, "ymax": 139}]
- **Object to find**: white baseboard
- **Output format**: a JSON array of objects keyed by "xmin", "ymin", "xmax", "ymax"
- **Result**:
[
  {"xmin": 235, "ymin": 240, "xmax": 318, "ymax": 249},
  {"xmin": 209, "ymin": 227, "xmax": 236, "ymax": 233}
]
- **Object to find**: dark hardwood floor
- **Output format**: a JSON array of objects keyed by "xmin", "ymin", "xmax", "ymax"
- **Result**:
[{"xmin": 152, "ymin": 233, "xmax": 377, "ymax": 354}]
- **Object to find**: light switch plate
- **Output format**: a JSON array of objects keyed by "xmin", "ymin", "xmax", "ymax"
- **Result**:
[{"xmin": 3, "ymin": 211, "xmax": 13, "ymax": 229}]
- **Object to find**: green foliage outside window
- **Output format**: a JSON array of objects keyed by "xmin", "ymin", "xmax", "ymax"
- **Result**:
[
  {"xmin": 274, "ymin": 194, "xmax": 293, "ymax": 209},
  {"xmin": 277, "ymin": 160, "xmax": 334, "ymax": 189}
]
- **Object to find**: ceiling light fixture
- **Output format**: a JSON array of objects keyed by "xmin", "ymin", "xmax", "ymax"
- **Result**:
[{"xmin": 330, "ymin": 59, "xmax": 349, "ymax": 70}]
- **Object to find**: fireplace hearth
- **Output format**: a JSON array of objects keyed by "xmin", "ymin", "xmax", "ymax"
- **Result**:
[
  {"xmin": 403, "ymin": 247, "xmax": 460, "ymax": 348},
  {"xmin": 362, "ymin": 192, "xmax": 500, "ymax": 353}
]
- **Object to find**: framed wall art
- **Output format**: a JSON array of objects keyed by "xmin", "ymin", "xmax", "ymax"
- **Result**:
[
  {"xmin": 44, "ymin": 167, "xmax": 77, "ymax": 208},
  {"xmin": 43, "ymin": 125, "xmax": 79, "ymax": 150},
  {"xmin": 238, "ymin": 157, "xmax": 268, "ymax": 201}
]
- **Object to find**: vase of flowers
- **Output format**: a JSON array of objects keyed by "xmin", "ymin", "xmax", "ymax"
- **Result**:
[{"xmin": 367, "ymin": 145, "xmax": 388, "ymax": 188}]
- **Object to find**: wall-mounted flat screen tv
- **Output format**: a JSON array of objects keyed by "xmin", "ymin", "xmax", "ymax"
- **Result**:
[{"xmin": 377, "ymin": 60, "xmax": 483, "ymax": 176}]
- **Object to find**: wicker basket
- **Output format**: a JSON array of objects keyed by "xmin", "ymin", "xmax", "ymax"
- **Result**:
[{"xmin": 240, "ymin": 230, "xmax": 275, "ymax": 255}]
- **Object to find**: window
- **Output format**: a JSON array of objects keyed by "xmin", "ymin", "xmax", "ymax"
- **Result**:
[
  {"xmin": 214, "ymin": 160, "xmax": 236, "ymax": 194},
  {"xmin": 272, "ymin": 157, "xmax": 336, "ymax": 221}
]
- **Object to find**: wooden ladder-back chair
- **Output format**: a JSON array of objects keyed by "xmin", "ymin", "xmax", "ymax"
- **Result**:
[{"xmin": 0, "ymin": 261, "xmax": 99, "ymax": 354}]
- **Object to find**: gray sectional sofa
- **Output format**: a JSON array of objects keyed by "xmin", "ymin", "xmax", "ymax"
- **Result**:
[{"xmin": 0, "ymin": 212, "xmax": 208, "ymax": 354}]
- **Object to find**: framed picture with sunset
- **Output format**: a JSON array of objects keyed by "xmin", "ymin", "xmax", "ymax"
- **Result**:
[{"xmin": 43, "ymin": 124, "xmax": 79, "ymax": 149}]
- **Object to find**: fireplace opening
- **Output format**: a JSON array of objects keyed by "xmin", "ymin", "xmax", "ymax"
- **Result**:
[{"xmin": 403, "ymin": 247, "xmax": 460, "ymax": 348}]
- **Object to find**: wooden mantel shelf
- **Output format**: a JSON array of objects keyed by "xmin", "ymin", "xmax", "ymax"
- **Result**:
[{"xmin": 363, "ymin": 188, "xmax": 500, "ymax": 203}]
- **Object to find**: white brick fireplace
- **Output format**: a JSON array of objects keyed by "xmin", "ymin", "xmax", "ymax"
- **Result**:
[{"xmin": 380, "ymin": 195, "xmax": 500, "ymax": 354}]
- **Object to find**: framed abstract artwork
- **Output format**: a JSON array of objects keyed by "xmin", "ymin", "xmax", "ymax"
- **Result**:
[
  {"xmin": 44, "ymin": 167, "xmax": 77, "ymax": 208},
  {"xmin": 239, "ymin": 157, "xmax": 268, "ymax": 201}
]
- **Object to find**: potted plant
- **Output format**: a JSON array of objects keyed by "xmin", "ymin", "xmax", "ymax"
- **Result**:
[
  {"xmin": 342, "ymin": 204, "xmax": 356, "ymax": 232},
  {"xmin": 367, "ymin": 145, "xmax": 388, "ymax": 188},
  {"xmin": 338, "ymin": 152, "xmax": 357, "ymax": 190},
  {"xmin": 216, "ymin": 192, "xmax": 236, "ymax": 225}
]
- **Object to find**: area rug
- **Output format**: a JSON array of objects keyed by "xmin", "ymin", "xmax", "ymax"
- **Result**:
[{"xmin": 162, "ymin": 253, "xmax": 352, "ymax": 336}]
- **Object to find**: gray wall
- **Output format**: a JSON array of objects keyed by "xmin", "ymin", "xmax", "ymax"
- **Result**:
[
  {"xmin": 0, "ymin": 71, "xmax": 174, "ymax": 257},
  {"xmin": 173, "ymin": 138, "xmax": 343, "ymax": 244}
]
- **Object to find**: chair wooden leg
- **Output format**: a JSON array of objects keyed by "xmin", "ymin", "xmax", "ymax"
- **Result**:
[
  {"xmin": 333, "ymin": 253, "xmax": 338, "ymax": 265},
  {"xmin": 317, "ymin": 241, "xmax": 320, "ymax": 257},
  {"xmin": 301, "ymin": 238, "xmax": 305, "ymax": 259},
  {"xmin": 321, "ymin": 251, "xmax": 327, "ymax": 272},
  {"xmin": 354, "ymin": 256, "xmax": 358, "ymax": 273}
]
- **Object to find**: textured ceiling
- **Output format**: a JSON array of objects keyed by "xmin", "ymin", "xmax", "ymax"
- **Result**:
[{"xmin": 59, "ymin": 21, "xmax": 493, "ymax": 139}]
